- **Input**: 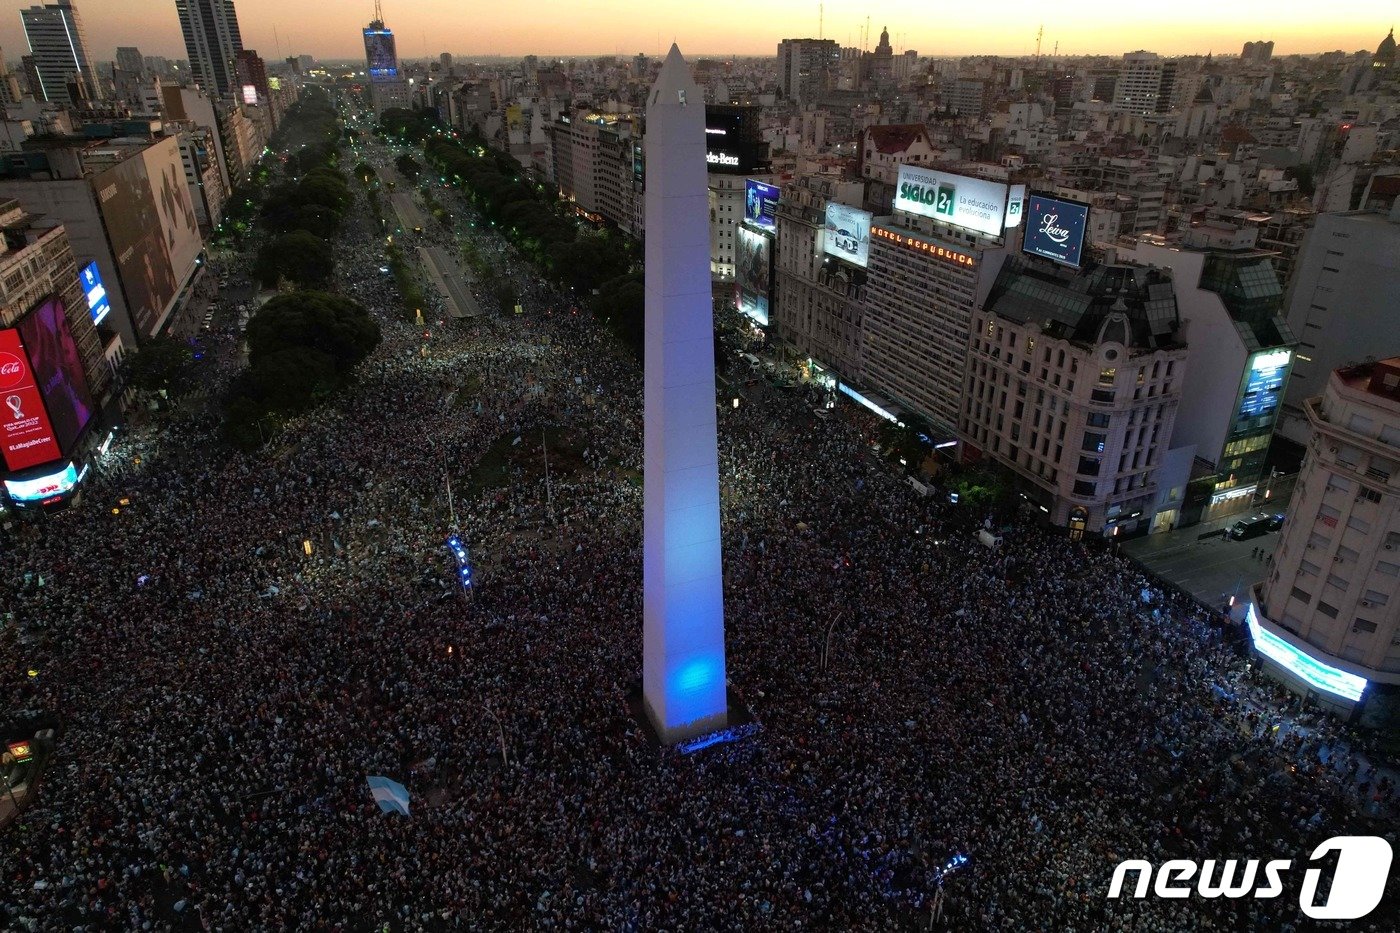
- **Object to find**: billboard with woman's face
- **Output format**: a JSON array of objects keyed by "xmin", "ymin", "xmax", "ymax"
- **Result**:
[{"xmin": 15, "ymin": 296, "xmax": 95, "ymax": 455}]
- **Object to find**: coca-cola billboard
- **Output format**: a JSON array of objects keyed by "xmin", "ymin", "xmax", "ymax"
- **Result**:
[{"xmin": 0, "ymin": 327, "xmax": 62, "ymax": 471}]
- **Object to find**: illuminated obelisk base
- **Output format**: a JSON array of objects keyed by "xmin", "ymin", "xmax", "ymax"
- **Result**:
[{"xmin": 640, "ymin": 45, "xmax": 729, "ymax": 744}]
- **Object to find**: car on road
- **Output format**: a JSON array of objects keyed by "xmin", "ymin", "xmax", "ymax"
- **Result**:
[{"xmin": 1228, "ymin": 514, "xmax": 1278, "ymax": 541}]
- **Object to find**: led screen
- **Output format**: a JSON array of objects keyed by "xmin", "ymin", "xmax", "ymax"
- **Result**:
[
  {"xmin": 16, "ymin": 297, "xmax": 94, "ymax": 454},
  {"xmin": 1022, "ymin": 193, "xmax": 1090, "ymax": 267},
  {"xmin": 738, "ymin": 288, "xmax": 769, "ymax": 327},
  {"xmin": 823, "ymin": 203, "xmax": 872, "ymax": 268},
  {"xmin": 0, "ymin": 326, "xmax": 61, "ymax": 470},
  {"xmin": 744, "ymin": 179, "xmax": 780, "ymax": 233},
  {"xmin": 4, "ymin": 460, "xmax": 78, "ymax": 502},
  {"xmin": 893, "ymin": 165, "xmax": 1008, "ymax": 237},
  {"xmin": 736, "ymin": 225, "xmax": 771, "ymax": 310},
  {"xmin": 1005, "ymin": 184, "xmax": 1027, "ymax": 228},
  {"xmin": 80, "ymin": 261, "xmax": 111, "ymax": 325}
]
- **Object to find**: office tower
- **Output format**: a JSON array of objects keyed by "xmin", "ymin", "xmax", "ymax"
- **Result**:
[
  {"xmin": 1112, "ymin": 51, "xmax": 1175, "ymax": 115},
  {"xmin": 175, "ymin": 0, "xmax": 244, "ymax": 98},
  {"xmin": 364, "ymin": 1, "xmax": 399, "ymax": 80},
  {"xmin": 0, "ymin": 49, "xmax": 25, "ymax": 106},
  {"xmin": 20, "ymin": 1, "xmax": 100, "ymax": 105},
  {"xmin": 115, "ymin": 47, "xmax": 144, "ymax": 78},
  {"xmin": 1249, "ymin": 358, "xmax": 1400, "ymax": 716},
  {"xmin": 641, "ymin": 45, "xmax": 729, "ymax": 743},
  {"xmin": 234, "ymin": 49, "xmax": 268, "ymax": 104},
  {"xmin": 776, "ymin": 38, "xmax": 839, "ymax": 103}
]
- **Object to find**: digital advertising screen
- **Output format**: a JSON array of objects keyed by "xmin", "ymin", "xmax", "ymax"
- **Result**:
[
  {"xmin": 15, "ymin": 297, "xmax": 95, "ymax": 455},
  {"xmin": 738, "ymin": 288, "xmax": 769, "ymax": 327},
  {"xmin": 1005, "ymin": 184, "xmax": 1027, "ymax": 228},
  {"xmin": 744, "ymin": 179, "xmax": 781, "ymax": 233},
  {"xmin": 146, "ymin": 137, "xmax": 203, "ymax": 298},
  {"xmin": 823, "ymin": 203, "xmax": 873, "ymax": 268},
  {"xmin": 736, "ymin": 225, "xmax": 771, "ymax": 297},
  {"xmin": 893, "ymin": 165, "xmax": 1009, "ymax": 238},
  {"xmin": 242, "ymin": 84, "xmax": 259, "ymax": 105},
  {"xmin": 80, "ymin": 261, "xmax": 111, "ymax": 325},
  {"xmin": 4, "ymin": 460, "xmax": 79, "ymax": 503},
  {"xmin": 94, "ymin": 153, "xmax": 175, "ymax": 337},
  {"xmin": 1021, "ymin": 193, "xmax": 1091, "ymax": 267},
  {"xmin": 0, "ymin": 326, "xmax": 62, "ymax": 471}
]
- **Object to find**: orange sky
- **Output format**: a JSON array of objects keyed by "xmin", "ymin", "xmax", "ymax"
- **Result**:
[{"xmin": 3, "ymin": 1, "xmax": 1392, "ymax": 62}]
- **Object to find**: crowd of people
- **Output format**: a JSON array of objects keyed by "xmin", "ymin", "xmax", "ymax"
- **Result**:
[{"xmin": 2, "ymin": 118, "xmax": 1396, "ymax": 932}]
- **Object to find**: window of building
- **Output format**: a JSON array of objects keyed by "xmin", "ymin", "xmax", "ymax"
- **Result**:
[
  {"xmin": 1353, "ymin": 619, "xmax": 1377, "ymax": 634},
  {"xmin": 1377, "ymin": 561, "xmax": 1400, "ymax": 577},
  {"xmin": 1348, "ymin": 515, "xmax": 1372, "ymax": 534},
  {"xmin": 1317, "ymin": 601, "xmax": 1339, "ymax": 618},
  {"xmin": 1087, "ymin": 412, "xmax": 1111, "ymax": 428},
  {"xmin": 1082, "ymin": 432, "xmax": 1106, "ymax": 453},
  {"xmin": 1291, "ymin": 586, "xmax": 1312, "ymax": 604},
  {"xmin": 1364, "ymin": 590, "xmax": 1389, "ymax": 606},
  {"xmin": 1299, "ymin": 560, "xmax": 1321, "ymax": 576},
  {"xmin": 1337, "ymin": 545, "xmax": 1360, "ymax": 563},
  {"xmin": 1078, "ymin": 456, "xmax": 1101, "ymax": 476},
  {"xmin": 1326, "ymin": 574, "xmax": 1348, "ymax": 590},
  {"xmin": 1098, "ymin": 367, "xmax": 1116, "ymax": 385},
  {"xmin": 1073, "ymin": 480, "xmax": 1096, "ymax": 497}
]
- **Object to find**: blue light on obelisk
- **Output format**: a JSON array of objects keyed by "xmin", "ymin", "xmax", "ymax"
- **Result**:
[{"xmin": 641, "ymin": 45, "xmax": 729, "ymax": 743}]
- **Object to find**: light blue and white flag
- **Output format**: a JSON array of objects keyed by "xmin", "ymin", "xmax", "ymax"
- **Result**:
[{"xmin": 366, "ymin": 775, "xmax": 411, "ymax": 816}]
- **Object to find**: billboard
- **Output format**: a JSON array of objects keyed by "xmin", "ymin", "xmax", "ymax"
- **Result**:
[
  {"xmin": 823, "ymin": 203, "xmax": 872, "ymax": 268},
  {"xmin": 80, "ymin": 261, "xmax": 111, "ymax": 325},
  {"xmin": 5, "ymin": 460, "xmax": 79, "ymax": 503},
  {"xmin": 0, "ymin": 326, "xmax": 62, "ymax": 471},
  {"xmin": 893, "ymin": 165, "xmax": 1009, "ymax": 238},
  {"xmin": 1004, "ymin": 184, "xmax": 1027, "ymax": 228},
  {"xmin": 242, "ymin": 84, "xmax": 258, "ymax": 105},
  {"xmin": 744, "ymin": 179, "xmax": 780, "ymax": 233},
  {"xmin": 1021, "ymin": 193, "xmax": 1090, "ymax": 267},
  {"xmin": 736, "ymin": 225, "xmax": 771, "ymax": 327},
  {"xmin": 94, "ymin": 138, "xmax": 202, "ymax": 337},
  {"xmin": 16, "ymin": 297, "xmax": 95, "ymax": 454}
]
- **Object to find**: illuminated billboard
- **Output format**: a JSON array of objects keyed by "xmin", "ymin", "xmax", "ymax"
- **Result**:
[
  {"xmin": 16, "ymin": 297, "xmax": 94, "ymax": 454},
  {"xmin": 1021, "ymin": 193, "xmax": 1090, "ymax": 267},
  {"xmin": 0, "ymin": 326, "xmax": 62, "ymax": 471},
  {"xmin": 1247, "ymin": 603, "xmax": 1365, "ymax": 702},
  {"xmin": 823, "ymin": 203, "xmax": 872, "ymax": 268},
  {"xmin": 94, "ymin": 137, "xmax": 202, "ymax": 337},
  {"xmin": 80, "ymin": 261, "xmax": 111, "ymax": 325},
  {"xmin": 5, "ymin": 460, "xmax": 79, "ymax": 503},
  {"xmin": 1004, "ymin": 184, "xmax": 1027, "ymax": 228},
  {"xmin": 736, "ymin": 226, "xmax": 771, "ymax": 327},
  {"xmin": 893, "ymin": 165, "xmax": 1009, "ymax": 238},
  {"xmin": 744, "ymin": 179, "xmax": 780, "ymax": 233},
  {"xmin": 242, "ymin": 84, "xmax": 258, "ymax": 105}
]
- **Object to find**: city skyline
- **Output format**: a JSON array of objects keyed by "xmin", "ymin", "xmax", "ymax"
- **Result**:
[{"xmin": 0, "ymin": 0, "xmax": 1394, "ymax": 64}]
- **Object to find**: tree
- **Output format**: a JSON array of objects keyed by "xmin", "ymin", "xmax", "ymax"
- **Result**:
[
  {"xmin": 249, "ymin": 347, "xmax": 339, "ymax": 412},
  {"xmin": 354, "ymin": 162, "xmax": 377, "ymax": 185},
  {"xmin": 122, "ymin": 337, "xmax": 196, "ymax": 396},
  {"xmin": 255, "ymin": 230, "xmax": 335, "ymax": 289},
  {"xmin": 246, "ymin": 290, "xmax": 381, "ymax": 375},
  {"xmin": 395, "ymin": 153, "xmax": 422, "ymax": 181}
]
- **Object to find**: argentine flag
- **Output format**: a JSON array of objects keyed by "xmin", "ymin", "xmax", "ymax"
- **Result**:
[{"xmin": 366, "ymin": 776, "xmax": 411, "ymax": 816}]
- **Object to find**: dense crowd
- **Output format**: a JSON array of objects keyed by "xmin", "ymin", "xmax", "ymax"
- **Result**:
[{"xmin": 2, "ymin": 126, "xmax": 1396, "ymax": 932}]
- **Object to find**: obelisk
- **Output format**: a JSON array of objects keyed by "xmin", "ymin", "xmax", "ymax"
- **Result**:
[{"xmin": 641, "ymin": 45, "xmax": 728, "ymax": 743}]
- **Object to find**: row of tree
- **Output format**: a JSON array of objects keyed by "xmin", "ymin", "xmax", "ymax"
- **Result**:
[{"xmin": 225, "ymin": 95, "xmax": 382, "ymax": 447}]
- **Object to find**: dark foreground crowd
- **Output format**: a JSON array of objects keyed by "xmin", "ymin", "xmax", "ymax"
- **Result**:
[{"xmin": 3, "ymin": 132, "xmax": 1397, "ymax": 932}]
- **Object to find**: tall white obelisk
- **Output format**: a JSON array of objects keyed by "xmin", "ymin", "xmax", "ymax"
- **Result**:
[{"xmin": 642, "ymin": 45, "xmax": 728, "ymax": 743}]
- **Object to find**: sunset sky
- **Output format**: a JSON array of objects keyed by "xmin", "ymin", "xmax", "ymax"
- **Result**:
[{"xmin": 1, "ymin": 0, "xmax": 1392, "ymax": 63}]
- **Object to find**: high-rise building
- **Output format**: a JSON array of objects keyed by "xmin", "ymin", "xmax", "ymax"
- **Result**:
[
  {"xmin": 115, "ymin": 47, "xmax": 144, "ymax": 78},
  {"xmin": 776, "ymin": 38, "xmax": 839, "ymax": 103},
  {"xmin": 0, "ymin": 48, "xmax": 25, "ymax": 106},
  {"xmin": 1118, "ymin": 224, "xmax": 1298, "ymax": 526},
  {"xmin": 234, "ymin": 49, "xmax": 269, "ymax": 105},
  {"xmin": 1241, "ymin": 40, "xmax": 1275, "ymax": 63},
  {"xmin": 1249, "ymin": 358, "xmax": 1400, "ymax": 716},
  {"xmin": 963, "ymin": 257, "xmax": 1187, "ymax": 535},
  {"xmin": 1112, "ymin": 51, "xmax": 1176, "ymax": 115},
  {"xmin": 20, "ymin": 0, "xmax": 100, "ymax": 106},
  {"xmin": 175, "ymin": 0, "xmax": 244, "ymax": 98},
  {"xmin": 364, "ymin": 3, "xmax": 400, "ymax": 81},
  {"xmin": 364, "ymin": 2, "xmax": 409, "ymax": 116},
  {"xmin": 1279, "ymin": 204, "xmax": 1400, "ymax": 444}
]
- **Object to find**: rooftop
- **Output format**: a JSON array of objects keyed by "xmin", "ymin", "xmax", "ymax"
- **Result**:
[{"xmin": 1338, "ymin": 358, "xmax": 1400, "ymax": 406}]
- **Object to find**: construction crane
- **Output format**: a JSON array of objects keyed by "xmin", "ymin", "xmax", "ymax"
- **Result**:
[{"xmin": 1034, "ymin": 24, "xmax": 1044, "ymax": 66}]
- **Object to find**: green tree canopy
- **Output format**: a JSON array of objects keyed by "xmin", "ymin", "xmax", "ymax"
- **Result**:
[
  {"xmin": 255, "ymin": 230, "xmax": 335, "ymax": 289},
  {"xmin": 121, "ymin": 336, "xmax": 197, "ymax": 395},
  {"xmin": 246, "ymin": 290, "xmax": 381, "ymax": 375}
]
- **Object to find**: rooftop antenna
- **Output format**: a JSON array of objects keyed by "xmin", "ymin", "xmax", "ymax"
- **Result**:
[{"xmin": 373, "ymin": 0, "xmax": 383, "ymax": 23}]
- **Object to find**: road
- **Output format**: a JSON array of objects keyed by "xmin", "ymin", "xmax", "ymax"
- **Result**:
[
  {"xmin": 390, "ymin": 192, "xmax": 428, "ymax": 234},
  {"xmin": 418, "ymin": 245, "xmax": 480, "ymax": 319},
  {"xmin": 1124, "ymin": 520, "xmax": 1281, "ymax": 610}
]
